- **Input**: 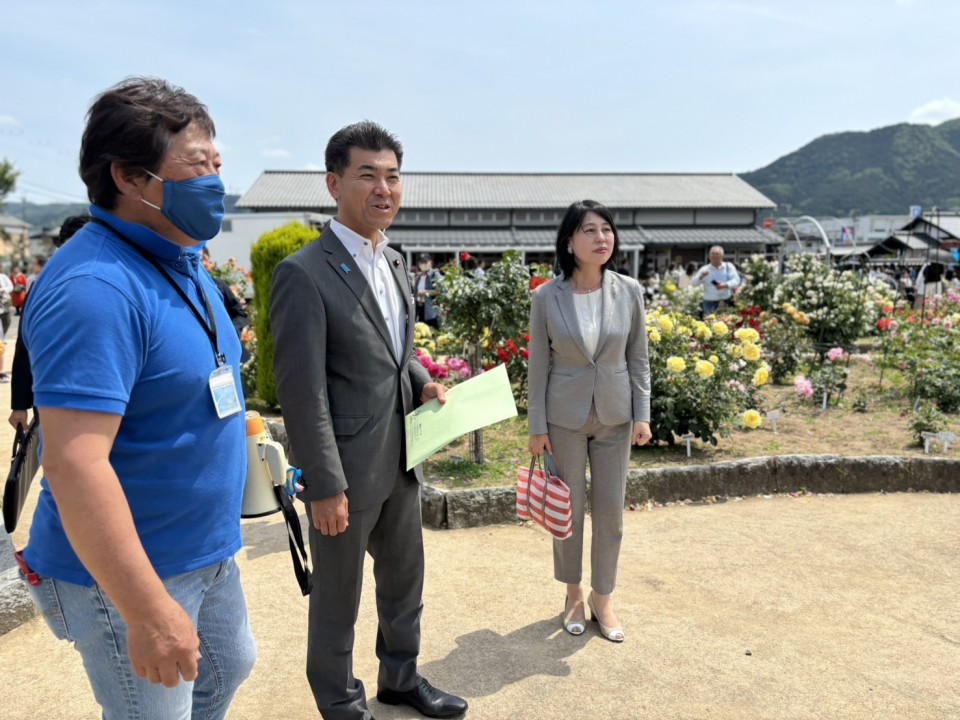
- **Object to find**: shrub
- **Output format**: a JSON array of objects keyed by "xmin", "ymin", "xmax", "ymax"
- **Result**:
[
  {"xmin": 755, "ymin": 307, "xmax": 811, "ymax": 384},
  {"xmin": 807, "ymin": 347, "xmax": 850, "ymax": 405},
  {"xmin": 413, "ymin": 323, "xmax": 472, "ymax": 386},
  {"xmin": 249, "ymin": 222, "xmax": 319, "ymax": 406},
  {"xmin": 772, "ymin": 254, "xmax": 894, "ymax": 348},
  {"xmin": 736, "ymin": 254, "xmax": 779, "ymax": 311},
  {"xmin": 877, "ymin": 289, "xmax": 960, "ymax": 413},
  {"xmin": 656, "ymin": 282, "xmax": 703, "ymax": 318},
  {"xmin": 646, "ymin": 308, "xmax": 768, "ymax": 445},
  {"xmin": 436, "ymin": 250, "xmax": 532, "ymax": 405},
  {"xmin": 908, "ymin": 402, "xmax": 948, "ymax": 446}
]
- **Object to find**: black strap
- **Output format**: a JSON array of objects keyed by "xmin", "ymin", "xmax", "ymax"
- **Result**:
[
  {"xmin": 272, "ymin": 485, "xmax": 313, "ymax": 596},
  {"xmin": 91, "ymin": 218, "xmax": 225, "ymax": 366}
]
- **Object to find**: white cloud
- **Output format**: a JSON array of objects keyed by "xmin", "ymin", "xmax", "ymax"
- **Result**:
[
  {"xmin": 909, "ymin": 98, "xmax": 960, "ymax": 124},
  {"xmin": 261, "ymin": 148, "xmax": 291, "ymax": 158},
  {"xmin": 0, "ymin": 114, "xmax": 20, "ymax": 126},
  {"xmin": 301, "ymin": 162, "xmax": 322, "ymax": 171}
]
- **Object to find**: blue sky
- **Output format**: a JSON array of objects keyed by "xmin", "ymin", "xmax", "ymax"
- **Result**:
[{"xmin": 2, "ymin": 0, "xmax": 958, "ymax": 205}]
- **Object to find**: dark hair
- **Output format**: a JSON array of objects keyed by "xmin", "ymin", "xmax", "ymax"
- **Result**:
[
  {"xmin": 685, "ymin": 261, "xmax": 698, "ymax": 276},
  {"xmin": 325, "ymin": 121, "xmax": 403, "ymax": 175},
  {"xmin": 555, "ymin": 200, "xmax": 620, "ymax": 278},
  {"xmin": 418, "ymin": 252, "xmax": 433, "ymax": 263},
  {"xmin": 55, "ymin": 214, "xmax": 91, "ymax": 247},
  {"xmin": 80, "ymin": 76, "xmax": 216, "ymax": 208}
]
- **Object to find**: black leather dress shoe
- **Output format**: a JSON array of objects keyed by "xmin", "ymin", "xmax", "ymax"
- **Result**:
[{"xmin": 377, "ymin": 676, "xmax": 468, "ymax": 718}]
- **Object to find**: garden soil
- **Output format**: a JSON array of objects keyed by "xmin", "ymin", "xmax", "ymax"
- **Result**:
[{"xmin": 2, "ymin": 320, "xmax": 959, "ymax": 719}]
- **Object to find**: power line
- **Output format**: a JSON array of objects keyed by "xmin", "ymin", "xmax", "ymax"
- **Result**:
[{"xmin": 15, "ymin": 179, "xmax": 88, "ymax": 204}]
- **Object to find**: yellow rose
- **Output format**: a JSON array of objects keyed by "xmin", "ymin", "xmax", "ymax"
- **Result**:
[
  {"xmin": 664, "ymin": 281, "xmax": 677, "ymax": 293},
  {"xmin": 647, "ymin": 327, "xmax": 662, "ymax": 344},
  {"xmin": 729, "ymin": 344, "xmax": 743, "ymax": 358},
  {"xmin": 666, "ymin": 356, "xmax": 686, "ymax": 373},
  {"xmin": 695, "ymin": 359, "xmax": 715, "ymax": 379},
  {"xmin": 742, "ymin": 410, "xmax": 762, "ymax": 429},
  {"xmin": 753, "ymin": 367, "xmax": 769, "ymax": 386},
  {"xmin": 735, "ymin": 327, "xmax": 760, "ymax": 344},
  {"xmin": 678, "ymin": 325, "xmax": 693, "ymax": 337},
  {"xmin": 742, "ymin": 343, "xmax": 761, "ymax": 362},
  {"xmin": 694, "ymin": 322, "xmax": 713, "ymax": 340},
  {"xmin": 711, "ymin": 321, "xmax": 729, "ymax": 337},
  {"xmin": 657, "ymin": 316, "xmax": 675, "ymax": 334},
  {"xmin": 709, "ymin": 354, "xmax": 719, "ymax": 364}
]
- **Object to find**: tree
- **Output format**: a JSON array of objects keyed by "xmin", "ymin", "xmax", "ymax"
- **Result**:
[
  {"xmin": 0, "ymin": 159, "xmax": 19, "ymax": 205},
  {"xmin": 436, "ymin": 250, "xmax": 531, "ymax": 463}
]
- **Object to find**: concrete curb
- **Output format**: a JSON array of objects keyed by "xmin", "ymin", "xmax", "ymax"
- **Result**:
[
  {"xmin": 424, "ymin": 454, "xmax": 960, "ymax": 529},
  {"xmin": 0, "ymin": 530, "xmax": 35, "ymax": 635}
]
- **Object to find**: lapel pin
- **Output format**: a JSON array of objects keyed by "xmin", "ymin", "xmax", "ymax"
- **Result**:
[
  {"xmin": 340, "ymin": 263, "xmax": 351, "ymax": 274},
  {"xmin": 393, "ymin": 259, "xmax": 401, "ymax": 267}
]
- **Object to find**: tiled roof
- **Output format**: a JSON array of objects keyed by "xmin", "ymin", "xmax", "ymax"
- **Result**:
[
  {"xmin": 387, "ymin": 227, "xmax": 646, "ymax": 251},
  {"xmin": 642, "ymin": 227, "xmax": 782, "ymax": 247},
  {"xmin": 237, "ymin": 172, "xmax": 775, "ymax": 211}
]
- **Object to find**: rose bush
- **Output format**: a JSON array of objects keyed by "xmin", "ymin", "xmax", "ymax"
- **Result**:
[
  {"xmin": 646, "ymin": 308, "xmax": 769, "ymax": 445},
  {"xmin": 413, "ymin": 323, "xmax": 472, "ymax": 386},
  {"xmin": 876, "ymin": 289, "xmax": 960, "ymax": 413},
  {"xmin": 436, "ymin": 250, "xmax": 533, "ymax": 406},
  {"xmin": 771, "ymin": 253, "xmax": 894, "ymax": 349}
]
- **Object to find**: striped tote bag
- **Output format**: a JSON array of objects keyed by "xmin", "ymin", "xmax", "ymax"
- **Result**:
[{"xmin": 516, "ymin": 452, "xmax": 573, "ymax": 540}]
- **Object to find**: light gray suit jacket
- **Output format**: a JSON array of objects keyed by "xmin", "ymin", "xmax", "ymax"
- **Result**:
[
  {"xmin": 270, "ymin": 226, "xmax": 430, "ymax": 510},
  {"xmin": 527, "ymin": 271, "xmax": 651, "ymax": 436}
]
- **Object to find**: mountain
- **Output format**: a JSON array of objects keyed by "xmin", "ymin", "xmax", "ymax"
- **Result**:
[
  {"xmin": 1, "ymin": 195, "xmax": 244, "ymax": 230},
  {"xmin": 741, "ymin": 118, "xmax": 960, "ymax": 216}
]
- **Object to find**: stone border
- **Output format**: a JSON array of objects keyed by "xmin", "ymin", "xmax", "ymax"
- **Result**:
[
  {"xmin": 5, "ymin": 453, "xmax": 957, "ymax": 636},
  {"xmin": 423, "ymin": 454, "xmax": 960, "ymax": 529},
  {"xmin": 0, "ymin": 531, "xmax": 35, "ymax": 635}
]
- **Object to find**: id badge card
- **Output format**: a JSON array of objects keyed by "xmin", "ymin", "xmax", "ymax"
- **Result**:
[{"xmin": 209, "ymin": 365, "xmax": 242, "ymax": 419}]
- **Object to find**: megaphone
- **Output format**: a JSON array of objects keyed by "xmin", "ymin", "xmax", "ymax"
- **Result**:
[{"xmin": 242, "ymin": 411, "xmax": 298, "ymax": 518}]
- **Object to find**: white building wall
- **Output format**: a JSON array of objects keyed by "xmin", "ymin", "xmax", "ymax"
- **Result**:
[{"xmin": 208, "ymin": 212, "xmax": 326, "ymax": 268}]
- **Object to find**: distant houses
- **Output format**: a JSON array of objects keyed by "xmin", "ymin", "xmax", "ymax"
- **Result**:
[{"xmin": 0, "ymin": 213, "xmax": 31, "ymax": 270}]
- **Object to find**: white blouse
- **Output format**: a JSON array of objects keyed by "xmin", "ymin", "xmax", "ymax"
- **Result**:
[{"xmin": 573, "ymin": 290, "xmax": 603, "ymax": 358}]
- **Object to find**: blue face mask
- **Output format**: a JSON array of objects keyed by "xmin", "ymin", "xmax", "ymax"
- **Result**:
[{"xmin": 141, "ymin": 170, "xmax": 226, "ymax": 241}]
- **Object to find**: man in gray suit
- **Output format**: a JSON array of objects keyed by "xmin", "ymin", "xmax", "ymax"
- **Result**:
[{"xmin": 271, "ymin": 122, "xmax": 468, "ymax": 720}]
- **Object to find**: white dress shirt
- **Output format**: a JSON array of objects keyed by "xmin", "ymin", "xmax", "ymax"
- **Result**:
[{"xmin": 330, "ymin": 219, "xmax": 407, "ymax": 362}]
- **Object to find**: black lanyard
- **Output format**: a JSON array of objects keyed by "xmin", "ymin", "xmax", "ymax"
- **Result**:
[{"xmin": 91, "ymin": 218, "xmax": 225, "ymax": 367}]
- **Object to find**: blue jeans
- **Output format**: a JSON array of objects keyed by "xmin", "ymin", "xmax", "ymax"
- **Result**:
[
  {"xmin": 23, "ymin": 555, "xmax": 256, "ymax": 720},
  {"xmin": 702, "ymin": 299, "xmax": 727, "ymax": 318}
]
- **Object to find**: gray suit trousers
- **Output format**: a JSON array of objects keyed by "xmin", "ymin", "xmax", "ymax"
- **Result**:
[
  {"xmin": 548, "ymin": 405, "xmax": 631, "ymax": 595},
  {"xmin": 306, "ymin": 469, "xmax": 425, "ymax": 720}
]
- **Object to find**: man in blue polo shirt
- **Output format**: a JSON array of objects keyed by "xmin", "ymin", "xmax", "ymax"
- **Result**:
[{"xmin": 19, "ymin": 77, "xmax": 255, "ymax": 719}]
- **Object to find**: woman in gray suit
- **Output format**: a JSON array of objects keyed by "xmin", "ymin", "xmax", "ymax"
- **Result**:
[{"xmin": 528, "ymin": 200, "xmax": 653, "ymax": 643}]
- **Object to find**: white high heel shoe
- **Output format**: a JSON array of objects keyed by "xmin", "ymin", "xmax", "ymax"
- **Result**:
[
  {"xmin": 587, "ymin": 593, "xmax": 625, "ymax": 643},
  {"xmin": 562, "ymin": 596, "xmax": 586, "ymax": 636}
]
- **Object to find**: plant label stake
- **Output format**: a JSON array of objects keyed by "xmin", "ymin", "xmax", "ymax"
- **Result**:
[
  {"xmin": 766, "ymin": 409, "xmax": 782, "ymax": 434},
  {"xmin": 822, "ymin": 391, "xmax": 829, "ymax": 410},
  {"xmin": 938, "ymin": 431, "xmax": 956, "ymax": 453},
  {"xmin": 921, "ymin": 431, "xmax": 938, "ymax": 455},
  {"xmin": 681, "ymin": 432, "xmax": 695, "ymax": 458}
]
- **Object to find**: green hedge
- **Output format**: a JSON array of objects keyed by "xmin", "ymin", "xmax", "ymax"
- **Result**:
[{"xmin": 250, "ymin": 222, "xmax": 319, "ymax": 406}]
